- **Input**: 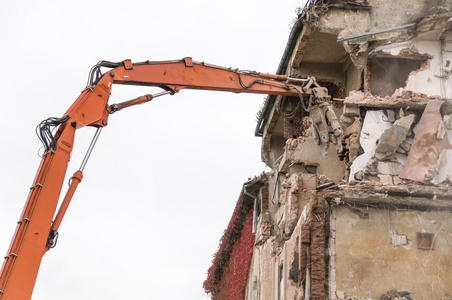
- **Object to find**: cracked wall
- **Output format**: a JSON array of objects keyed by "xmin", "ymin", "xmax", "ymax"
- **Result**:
[
  {"xmin": 332, "ymin": 204, "xmax": 452, "ymax": 299},
  {"xmin": 244, "ymin": 1, "xmax": 452, "ymax": 300}
]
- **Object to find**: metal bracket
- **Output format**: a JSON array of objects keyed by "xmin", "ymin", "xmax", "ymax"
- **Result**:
[
  {"xmin": 312, "ymin": 87, "xmax": 330, "ymax": 103},
  {"xmin": 30, "ymin": 183, "xmax": 43, "ymax": 190},
  {"xmin": 183, "ymin": 57, "xmax": 193, "ymax": 67},
  {"xmin": 4, "ymin": 253, "xmax": 17, "ymax": 259},
  {"xmin": 123, "ymin": 59, "xmax": 133, "ymax": 70},
  {"xmin": 17, "ymin": 218, "xmax": 30, "ymax": 224}
]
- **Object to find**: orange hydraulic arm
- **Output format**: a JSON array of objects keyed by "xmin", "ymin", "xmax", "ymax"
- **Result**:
[{"xmin": 0, "ymin": 57, "xmax": 310, "ymax": 300}]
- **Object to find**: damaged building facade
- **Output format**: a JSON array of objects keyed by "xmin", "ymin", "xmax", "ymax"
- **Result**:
[{"xmin": 205, "ymin": 0, "xmax": 452, "ymax": 299}]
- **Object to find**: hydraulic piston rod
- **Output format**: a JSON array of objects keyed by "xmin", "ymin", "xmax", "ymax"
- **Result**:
[{"xmin": 48, "ymin": 127, "xmax": 103, "ymax": 248}]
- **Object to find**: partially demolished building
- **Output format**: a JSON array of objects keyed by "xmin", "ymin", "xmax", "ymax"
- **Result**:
[{"xmin": 205, "ymin": 1, "xmax": 452, "ymax": 299}]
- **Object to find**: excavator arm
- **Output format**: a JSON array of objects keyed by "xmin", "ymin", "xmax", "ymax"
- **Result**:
[{"xmin": 0, "ymin": 57, "xmax": 311, "ymax": 300}]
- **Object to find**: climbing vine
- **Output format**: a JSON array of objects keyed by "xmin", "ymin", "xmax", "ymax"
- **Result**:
[{"xmin": 203, "ymin": 192, "xmax": 255, "ymax": 299}]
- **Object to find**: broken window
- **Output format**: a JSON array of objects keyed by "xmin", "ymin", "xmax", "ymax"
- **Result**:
[
  {"xmin": 369, "ymin": 56, "xmax": 423, "ymax": 97},
  {"xmin": 289, "ymin": 250, "xmax": 299, "ymax": 282},
  {"xmin": 252, "ymin": 275, "xmax": 258, "ymax": 300},
  {"xmin": 279, "ymin": 263, "xmax": 284, "ymax": 300},
  {"xmin": 417, "ymin": 232, "xmax": 434, "ymax": 250}
]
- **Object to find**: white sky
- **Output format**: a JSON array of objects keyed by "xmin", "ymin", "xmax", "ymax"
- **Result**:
[{"xmin": 0, "ymin": 1, "xmax": 302, "ymax": 299}]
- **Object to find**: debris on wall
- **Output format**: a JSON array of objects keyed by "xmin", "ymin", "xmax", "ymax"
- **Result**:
[
  {"xmin": 375, "ymin": 114, "xmax": 415, "ymax": 160},
  {"xmin": 278, "ymin": 173, "xmax": 301, "ymax": 238},
  {"xmin": 345, "ymin": 94, "xmax": 452, "ymax": 185},
  {"xmin": 399, "ymin": 99, "xmax": 452, "ymax": 182},
  {"xmin": 379, "ymin": 290, "xmax": 413, "ymax": 300},
  {"xmin": 208, "ymin": 2, "xmax": 452, "ymax": 300},
  {"xmin": 277, "ymin": 136, "xmax": 345, "ymax": 182},
  {"xmin": 348, "ymin": 109, "xmax": 392, "ymax": 182},
  {"xmin": 390, "ymin": 230, "xmax": 411, "ymax": 249}
]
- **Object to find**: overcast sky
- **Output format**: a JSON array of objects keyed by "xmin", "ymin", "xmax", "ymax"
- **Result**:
[{"xmin": 0, "ymin": 1, "xmax": 302, "ymax": 299}]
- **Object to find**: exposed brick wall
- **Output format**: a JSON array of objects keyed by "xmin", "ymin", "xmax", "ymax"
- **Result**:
[
  {"xmin": 298, "ymin": 212, "xmax": 327, "ymax": 299},
  {"xmin": 284, "ymin": 116, "xmax": 305, "ymax": 139},
  {"xmin": 310, "ymin": 213, "xmax": 326, "ymax": 299},
  {"xmin": 299, "ymin": 221, "xmax": 310, "ymax": 287},
  {"xmin": 282, "ymin": 97, "xmax": 305, "ymax": 139},
  {"xmin": 262, "ymin": 180, "xmax": 269, "ymax": 212}
]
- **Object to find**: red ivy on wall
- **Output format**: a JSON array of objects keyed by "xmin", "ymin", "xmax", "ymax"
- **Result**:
[{"xmin": 203, "ymin": 192, "xmax": 255, "ymax": 299}]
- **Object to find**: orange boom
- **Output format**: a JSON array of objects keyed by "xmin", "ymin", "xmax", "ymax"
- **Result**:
[{"xmin": 0, "ymin": 58, "xmax": 313, "ymax": 300}]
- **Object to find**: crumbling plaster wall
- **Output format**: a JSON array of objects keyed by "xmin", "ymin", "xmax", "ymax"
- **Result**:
[
  {"xmin": 246, "ymin": 169, "xmax": 324, "ymax": 299},
  {"xmin": 294, "ymin": 1, "xmax": 452, "ymax": 97},
  {"xmin": 330, "ymin": 204, "xmax": 452, "ymax": 300},
  {"xmin": 314, "ymin": 0, "xmax": 451, "ymax": 43},
  {"xmin": 371, "ymin": 31, "xmax": 452, "ymax": 98},
  {"xmin": 346, "ymin": 98, "xmax": 452, "ymax": 184},
  {"xmin": 261, "ymin": 97, "xmax": 291, "ymax": 167},
  {"xmin": 345, "ymin": 59, "xmax": 362, "ymax": 93},
  {"xmin": 252, "ymin": 2, "xmax": 452, "ymax": 300},
  {"xmin": 248, "ymin": 200, "xmax": 327, "ymax": 300},
  {"xmin": 368, "ymin": 0, "xmax": 451, "ymax": 29},
  {"xmin": 280, "ymin": 223, "xmax": 300, "ymax": 300},
  {"xmin": 277, "ymin": 137, "xmax": 345, "ymax": 183},
  {"xmin": 313, "ymin": 7, "xmax": 370, "ymax": 38},
  {"xmin": 251, "ymin": 239, "xmax": 274, "ymax": 300}
]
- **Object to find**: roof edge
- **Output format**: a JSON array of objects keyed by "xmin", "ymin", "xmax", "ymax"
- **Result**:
[{"xmin": 254, "ymin": 14, "xmax": 305, "ymax": 137}]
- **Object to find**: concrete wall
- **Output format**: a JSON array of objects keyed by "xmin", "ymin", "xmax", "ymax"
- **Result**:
[
  {"xmin": 250, "ymin": 2, "xmax": 452, "ymax": 300},
  {"xmin": 331, "ymin": 205, "xmax": 452, "ymax": 299},
  {"xmin": 368, "ymin": 0, "xmax": 450, "ymax": 30}
]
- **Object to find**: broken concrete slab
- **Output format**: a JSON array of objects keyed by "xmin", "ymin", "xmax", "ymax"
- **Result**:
[
  {"xmin": 280, "ymin": 137, "xmax": 345, "ymax": 183},
  {"xmin": 386, "ymin": 109, "xmax": 396, "ymax": 122},
  {"xmin": 399, "ymin": 100, "xmax": 452, "ymax": 182},
  {"xmin": 437, "ymin": 128, "xmax": 452, "ymax": 182},
  {"xmin": 378, "ymin": 174, "xmax": 393, "ymax": 185},
  {"xmin": 444, "ymin": 114, "xmax": 452, "ymax": 130},
  {"xmin": 375, "ymin": 114, "xmax": 415, "ymax": 160},
  {"xmin": 437, "ymin": 119, "xmax": 446, "ymax": 140},
  {"xmin": 396, "ymin": 140, "xmax": 411, "ymax": 154},
  {"xmin": 393, "ymin": 176, "xmax": 403, "ymax": 185},
  {"xmin": 377, "ymin": 161, "xmax": 403, "ymax": 175},
  {"xmin": 349, "ymin": 110, "xmax": 392, "ymax": 181}
]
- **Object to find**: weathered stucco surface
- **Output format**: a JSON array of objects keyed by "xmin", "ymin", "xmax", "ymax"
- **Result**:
[{"xmin": 334, "ymin": 205, "xmax": 452, "ymax": 299}]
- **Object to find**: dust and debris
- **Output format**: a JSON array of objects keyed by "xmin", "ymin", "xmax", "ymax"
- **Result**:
[
  {"xmin": 375, "ymin": 114, "xmax": 415, "ymax": 160},
  {"xmin": 251, "ymin": 3, "xmax": 452, "ymax": 300},
  {"xmin": 399, "ymin": 100, "xmax": 452, "ymax": 182},
  {"xmin": 379, "ymin": 289, "xmax": 413, "ymax": 300}
]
